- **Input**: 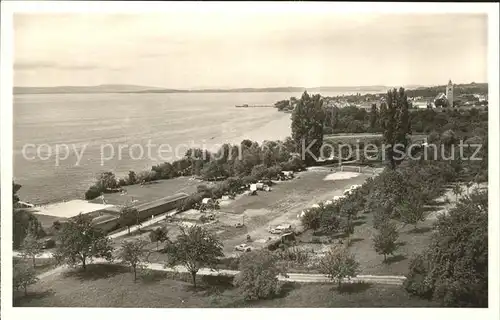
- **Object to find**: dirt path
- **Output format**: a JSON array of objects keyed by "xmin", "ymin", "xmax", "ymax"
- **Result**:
[
  {"xmin": 36, "ymin": 259, "xmax": 405, "ymax": 285},
  {"xmin": 219, "ymin": 170, "xmax": 375, "ymax": 256}
]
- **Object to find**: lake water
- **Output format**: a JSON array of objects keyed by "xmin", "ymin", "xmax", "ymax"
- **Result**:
[
  {"xmin": 13, "ymin": 90, "xmax": 381, "ymax": 204},
  {"xmin": 14, "ymin": 92, "xmax": 296, "ymax": 204}
]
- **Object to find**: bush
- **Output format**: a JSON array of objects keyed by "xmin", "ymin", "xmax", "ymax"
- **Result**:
[
  {"xmin": 301, "ymin": 208, "xmax": 321, "ymax": 231},
  {"xmin": 117, "ymin": 178, "xmax": 128, "ymax": 187},
  {"xmin": 43, "ymin": 238, "xmax": 56, "ymax": 249},
  {"xmin": 217, "ymin": 256, "xmax": 240, "ymax": 270},
  {"xmin": 201, "ymin": 274, "xmax": 234, "ymax": 287},
  {"xmin": 311, "ymin": 236, "xmax": 321, "ymax": 244},
  {"xmin": 235, "ymin": 250, "xmax": 285, "ymax": 300},
  {"xmin": 84, "ymin": 185, "xmax": 102, "ymax": 200}
]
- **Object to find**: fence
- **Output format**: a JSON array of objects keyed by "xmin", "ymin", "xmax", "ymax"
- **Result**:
[{"xmin": 338, "ymin": 165, "xmax": 372, "ymax": 174}]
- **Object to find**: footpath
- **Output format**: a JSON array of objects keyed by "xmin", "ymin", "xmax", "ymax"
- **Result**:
[{"xmin": 34, "ymin": 258, "xmax": 406, "ymax": 285}]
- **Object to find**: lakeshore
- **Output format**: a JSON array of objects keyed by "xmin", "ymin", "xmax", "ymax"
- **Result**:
[{"xmin": 14, "ymin": 92, "xmax": 293, "ymax": 205}]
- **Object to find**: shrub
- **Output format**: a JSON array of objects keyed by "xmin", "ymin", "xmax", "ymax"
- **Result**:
[
  {"xmin": 43, "ymin": 238, "xmax": 56, "ymax": 249},
  {"xmin": 84, "ymin": 185, "xmax": 102, "ymax": 200},
  {"xmin": 235, "ymin": 250, "xmax": 285, "ymax": 300},
  {"xmin": 301, "ymin": 208, "xmax": 321, "ymax": 231}
]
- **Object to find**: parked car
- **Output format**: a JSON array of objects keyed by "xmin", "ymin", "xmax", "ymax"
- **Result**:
[
  {"xmin": 234, "ymin": 243, "xmax": 252, "ymax": 252},
  {"xmin": 41, "ymin": 238, "xmax": 56, "ymax": 249},
  {"xmin": 269, "ymin": 224, "xmax": 292, "ymax": 234},
  {"xmin": 269, "ymin": 228, "xmax": 282, "ymax": 234}
]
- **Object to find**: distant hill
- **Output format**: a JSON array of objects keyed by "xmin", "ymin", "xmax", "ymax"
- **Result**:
[
  {"xmin": 14, "ymin": 83, "xmax": 484, "ymax": 95},
  {"xmin": 13, "ymin": 84, "xmax": 165, "ymax": 94},
  {"xmin": 132, "ymin": 86, "xmax": 393, "ymax": 94}
]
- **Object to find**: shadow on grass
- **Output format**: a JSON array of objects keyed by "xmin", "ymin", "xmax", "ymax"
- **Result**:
[
  {"xmin": 352, "ymin": 220, "xmax": 366, "ymax": 227},
  {"xmin": 408, "ymin": 226, "xmax": 433, "ymax": 234},
  {"xmin": 337, "ymin": 282, "xmax": 373, "ymax": 294},
  {"xmin": 140, "ymin": 269, "xmax": 170, "ymax": 284},
  {"xmin": 396, "ymin": 241, "xmax": 407, "ymax": 248},
  {"xmin": 13, "ymin": 289, "xmax": 55, "ymax": 306},
  {"xmin": 424, "ymin": 205, "xmax": 444, "ymax": 212},
  {"xmin": 63, "ymin": 263, "xmax": 129, "ymax": 281},
  {"xmin": 349, "ymin": 237, "xmax": 364, "ymax": 245},
  {"xmin": 384, "ymin": 254, "xmax": 407, "ymax": 265},
  {"xmin": 277, "ymin": 282, "xmax": 297, "ymax": 298}
]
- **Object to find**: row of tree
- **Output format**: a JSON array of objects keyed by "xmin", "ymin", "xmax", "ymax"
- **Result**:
[{"xmin": 85, "ymin": 138, "xmax": 306, "ymax": 201}]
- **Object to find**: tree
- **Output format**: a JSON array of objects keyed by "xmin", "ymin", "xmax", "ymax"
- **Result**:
[
  {"xmin": 291, "ymin": 91, "xmax": 325, "ymax": 165},
  {"xmin": 202, "ymin": 160, "xmax": 227, "ymax": 181},
  {"xmin": 380, "ymin": 88, "xmax": 411, "ymax": 169},
  {"xmin": 128, "ymin": 170, "xmax": 137, "ymax": 185},
  {"xmin": 274, "ymin": 99, "xmax": 290, "ymax": 111},
  {"xmin": 118, "ymin": 205, "xmax": 140, "ymax": 234},
  {"xmin": 20, "ymin": 231, "xmax": 43, "ymax": 267},
  {"xmin": 373, "ymin": 221, "xmax": 399, "ymax": 262},
  {"xmin": 164, "ymin": 225, "xmax": 224, "ymax": 287},
  {"xmin": 13, "ymin": 208, "xmax": 45, "ymax": 250},
  {"xmin": 318, "ymin": 247, "xmax": 360, "ymax": 289},
  {"xmin": 118, "ymin": 239, "xmax": 150, "ymax": 281},
  {"xmin": 404, "ymin": 190, "xmax": 487, "ymax": 307},
  {"xmin": 340, "ymin": 201, "xmax": 358, "ymax": 244},
  {"xmin": 13, "ymin": 181, "xmax": 22, "ymax": 205},
  {"xmin": 452, "ymin": 183, "xmax": 462, "ymax": 202},
  {"xmin": 13, "ymin": 261, "xmax": 38, "ymax": 296},
  {"xmin": 235, "ymin": 250, "xmax": 286, "ymax": 300},
  {"xmin": 54, "ymin": 214, "xmax": 113, "ymax": 270},
  {"xmin": 95, "ymin": 171, "xmax": 118, "ymax": 191},
  {"xmin": 397, "ymin": 198, "xmax": 425, "ymax": 230},
  {"xmin": 465, "ymin": 179, "xmax": 474, "ymax": 195},
  {"xmin": 369, "ymin": 103, "xmax": 379, "ymax": 131},
  {"xmin": 300, "ymin": 208, "xmax": 321, "ymax": 231},
  {"xmin": 149, "ymin": 227, "xmax": 169, "ymax": 250}
]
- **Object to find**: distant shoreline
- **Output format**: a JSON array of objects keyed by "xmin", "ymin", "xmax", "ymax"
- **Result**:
[{"xmin": 13, "ymin": 85, "xmax": 394, "ymax": 95}]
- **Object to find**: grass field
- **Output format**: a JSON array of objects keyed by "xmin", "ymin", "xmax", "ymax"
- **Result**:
[
  {"xmin": 89, "ymin": 176, "xmax": 204, "ymax": 206},
  {"xmin": 14, "ymin": 264, "xmax": 437, "ymax": 308},
  {"xmin": 14, "ymin": 257, "xmax": 58, "ymax": 276},
  {"xmin": 323, "ymin": 133, "xmax": 427, "ymax": 145}
]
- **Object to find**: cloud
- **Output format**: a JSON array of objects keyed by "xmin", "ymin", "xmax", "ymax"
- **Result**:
[{"xmin": 14, "ymin": 61, "xmax": 124, "ymax": 71}]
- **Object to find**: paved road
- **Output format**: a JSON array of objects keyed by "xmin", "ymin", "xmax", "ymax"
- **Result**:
[{"xmin": 35, "ymin": 258, "xmax": 405, "ymax": 285}]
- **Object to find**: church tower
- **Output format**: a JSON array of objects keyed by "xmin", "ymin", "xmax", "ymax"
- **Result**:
[{"xmin": 446, "ymin": 80, "xmax": 454, "ymax": 107}]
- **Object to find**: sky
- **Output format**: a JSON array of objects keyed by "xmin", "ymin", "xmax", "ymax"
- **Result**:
[{"xmin": 13, "ymin": 13, "xmax": 488, "ymax": 88}]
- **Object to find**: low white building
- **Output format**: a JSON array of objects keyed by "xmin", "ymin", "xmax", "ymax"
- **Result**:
[
  {"xmin": 202, "ymin": 198, "xmax": 214, "ymax": 205},
  {"xmin": 413, "ymin": 101, "xmax": 430, "ymax": 109}
]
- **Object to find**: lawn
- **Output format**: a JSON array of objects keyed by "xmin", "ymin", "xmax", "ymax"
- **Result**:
[
  {"xmin": 344, "ymin": 212, "xmax": 435, "ymax": 275},
  {"xmin": 89, "ymin": 176, "xmax": 203, "ymax": 206},
  {"xmin": 14, "ymin": 264, "xmax": 437, "ymax": 308},
  {"xmin": 323, "ymin": 133, "xmax": 427, "ymax": 145},
  {"xmin": 14, "ymin": 257, "xmax": 58, "ymax": 276}
]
